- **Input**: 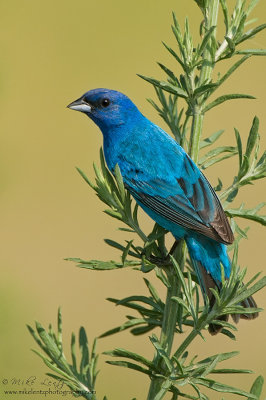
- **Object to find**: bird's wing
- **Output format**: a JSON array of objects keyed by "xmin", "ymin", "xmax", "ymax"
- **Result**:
[{"xmin": 121, "ymin": 153, "xmax": 234, "ymax": 245}]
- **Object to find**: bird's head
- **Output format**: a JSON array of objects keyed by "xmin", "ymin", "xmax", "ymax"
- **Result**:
[{"xmin": 67, "ymin": 88, "xmax": 140, "ymax": 132}]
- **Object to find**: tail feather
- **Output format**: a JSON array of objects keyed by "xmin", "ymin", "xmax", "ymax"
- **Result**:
[
  {"xmin": 195, "ymin": 260, "xmax": 229, "ymax": 335},
  {"xmin": 186, "ymin": 236, "xmax": 259, "ymax": 335}
]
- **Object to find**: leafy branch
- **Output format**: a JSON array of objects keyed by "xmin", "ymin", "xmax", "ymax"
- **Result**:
[
  {"xmin": 27, "ymin": 309, "xmax": 98, "ymax": 400},
  {"xmin": 29, "ymin": 1, "xmax": 266, "ymax": 399}
]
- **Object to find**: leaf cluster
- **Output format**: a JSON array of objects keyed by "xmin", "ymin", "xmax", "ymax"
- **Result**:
[
  {"xmin": 106, "ymin": 342, "xmax": 261, "ymax": 400},
  {"xmin": 140, "ymin": 0, "xmax": 266, "ymax": 147},
  {"xmin": 27, "ymin": 309, "xmax": 98, "ymax": 400},
  {"xmin": 28, "ymin": 259, "xmax": 265, "ymax": 400}
]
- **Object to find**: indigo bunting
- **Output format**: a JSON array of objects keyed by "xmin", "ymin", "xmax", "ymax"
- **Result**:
[{"xmin": 68, "ymin": 88, "xmax": 258, "ymax": 334}]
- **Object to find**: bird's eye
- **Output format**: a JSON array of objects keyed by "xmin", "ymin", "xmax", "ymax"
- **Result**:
[{"xmin": 101, "ymin": 98, "xmax": 110, "ymax": 107}]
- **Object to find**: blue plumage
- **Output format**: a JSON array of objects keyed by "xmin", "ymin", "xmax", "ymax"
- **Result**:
[{"xmin": 68, "ymin": 88, "xmax": 258, "ymax": 333}]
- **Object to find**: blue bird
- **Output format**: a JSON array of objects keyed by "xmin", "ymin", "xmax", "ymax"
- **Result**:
[{"xmin": 68, "ymin": 88, "xmax": 258, "ymax": 334}]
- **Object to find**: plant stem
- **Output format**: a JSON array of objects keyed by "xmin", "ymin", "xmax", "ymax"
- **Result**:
[
  {"xmin": 189, "ymin": 0, "xmax": 220, "ymax": 163},
  {"xmin": 199, "ymin": 0, "xmax": 219, "ymax": 86},
  {"xmin": 147, "ymin": 242, "xmax": 186, "ymax": 400},
  {"xmin": 180, "ymin": 113, "xmax": 191, "ymax": 151},
  {"xmin": 160, "ymin": 268, "xmax": 180, "ymax": 353},
  {"xmin": 147, "ymin": 265, "xmax": 179, "ymax": 400},
  {"xmin": 189, "ymin": 109, "xmax": 204, "ymax": 162}
]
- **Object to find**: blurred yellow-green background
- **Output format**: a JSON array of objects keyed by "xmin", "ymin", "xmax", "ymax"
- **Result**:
[{"xmin": 1, "ymin": 1, "xmax": 265, "ymax": 399}]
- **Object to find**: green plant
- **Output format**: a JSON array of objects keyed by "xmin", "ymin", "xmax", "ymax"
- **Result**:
[{"xmin": 28, "ymin": 1, "xmax": 266, "ymax": 399}]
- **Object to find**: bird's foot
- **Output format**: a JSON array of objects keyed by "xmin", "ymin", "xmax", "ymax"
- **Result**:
[
  {"xmin": 144, "ymin": 240, "xmax": 180, "ymax": 267},
  {"xmin": 148, "ymin": 254, "xmax": 171, "ymax": 266}
]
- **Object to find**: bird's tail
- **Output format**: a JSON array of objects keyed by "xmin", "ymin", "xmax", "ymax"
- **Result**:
[{"xmin": 185, "ymin": 235, "xmax": 258, "ymax": 335}]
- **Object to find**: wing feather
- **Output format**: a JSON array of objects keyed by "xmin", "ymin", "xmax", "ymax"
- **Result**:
[{"xmin": 123, "ymin": 154, "xmax": 234, "ymax": 245}]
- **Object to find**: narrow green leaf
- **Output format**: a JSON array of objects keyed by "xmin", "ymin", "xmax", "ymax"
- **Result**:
[
  {"xmin": 193, "ymin": 83, "xmax": 218, "ymax": 98},
  {"xmin": 209, "ymin": 319, "xmax": 237, "ymax": 331},
  {"xmin": 57, "ymin": 308, "xmax": 62, "ymax": 351},
  {"xmin": 104, "ymin": 348, "xmax": 154, "ymax": 370},
  {"xmin": 41, "ymin": 356, "xmax": 76, "ymax": 382},
  {"xmin": 198, "ymin": 351, "xmax": 239, "ymax": 365},
  {"xmin": 211, "ymin": 368, "xmax": 252, "ymax": 374},
  {"xmin": 197, "ymin": 26, "xmax": 216, "ymax": 58},
  {"xmin": 234, "ymin": 128, "xmax": 243, "ymax": 169},
  {"xmin": 131, "ymin": 325, "xmax": 156, "ymax": 335},
  {"xmin": 214, "ymin": 178, "xmax": 223, "ymax": 192},
  {"xmin": 248, "ymin": 375, "xmax": 264, "ymax": 399},
  {"xmin": 236, "ymin": 49, "xmax": 266, "ymax": 56},
  {"xmin": 79, "ymin": 327, "xmax": 89, "ymax": 375},
  {"xmin": 143, "ymin": 278, "xmax": 162, "ymax": 304},
  {"xmin": 150, "ymin": 335, "xmax": 173, "ymax": 373},
  {"xmin": 93, "ymin": 162, "xmax": 104, "ymax": 185},
  {"xmin": 158, "ymin": 63, "xmax": 179, "ymax": 84},
  {"xmin": 203, "ymin": 94, "xmax": 255, "ymax": 113},
  {"xmin": 162, "ymin": 42, "xmax": 185, "ymax": 69},
  {"xmin": 45, "ymin": 373, "xmax": 78, "ymax": 392},
  {"xmin": 106, "ymin": 360, "xmax": 152, "ymax": 376},
  {"xmin": 201, "ymin": 354, "xmax": 221, "ymax": 377},
  {"xmin": 245, "ymin": 271, "xmax": 262, "ymax": 288},
  {"xmin": 236, "ymin": 24, "xmax": 266, "ymax": 45},
  {"xmin": 171, "ymin": 25, "xmax": 186, "ymax": 62},
  {"xmin": 133, "ymin": 202, "xmax": 139, "ymax": 223},
  {"xmin": 67, "ymin": 258, "xmax": 130, "ymax": 270},
  {"xmin": 238, "ymin": 154, "xmax": 250, "ymax": 180},
  {"xmin": 235, "ymin": 13, "xmax": 247, "ymax": 43},
  {"xmin": 200, "ymin": 130, "xmax": 224, "ymax": 149},
  {"xmin": 71, "ymin": 333, "xmax": 77, "ymax": 373},
  {"xmin": 114, "ymin": 164, "xmax": 125, "ymax": 201},
  {"xmin": 122, "ymin": 240, "xmax": 133, "ymax": 265},
  {"xmin": 220, "ymin": 329, "xmax": 236, "ymax": 340},
  {"xmin": 222, "ymin": 306, "xmax": 263, "ymax": 316},
  {"xmin": 232, "ymin": 276, "xmax": 266, "ymax": 305},
  {"xmin": 27, "ymin": 325, "xmax": 47, "ymax": 352},
  {"xmin": 138, "ymin": 75, "xmax": 188, "ymax": 98},
  {"xmin": 218, "ymin": 56, "xmax": 251, "ymax": 89},
  {"xmin": 245, "ymin": 116, "xmax": 259, "ymax": 160},
  {"xmin": 199, "ymin": 146, "xmax": 237, "ymax": 165},
  {"xmin": 194, "ymin": 377, "xmax": 257, "ymax": 398},
  {"xmin": 171, "ymin": 256, "xmax": 191, "ymax": 304},
  {"xmin": 226, "ymin": 204, "xmax": 266, "ymax": 226},
  {"xmin": 117, "ymin": 295, "xmax": 163, "ymax": 312},
  {"xmin": 76, "ymin": 167, "xmax": 95, "ymax": 189},
  {"xmin": 118, "ymin": 227, "xmax": 135, "ymax": 233},
  {"xmin": 106, "ymin": 238, "xmax": 140, "ymax": 258},
  {"xmin": 220, "ymin": 0, "xmax": 229, "ymax": 33},
  {"xmin": 35, "ymin": 322, "xmax": 62, "ymax": 361},
  {"xmin": 155, "ymin": 266, "xmax": 170, "ymax": 287},
  {"xmin": 104, "ymin": 239, "xmax": 125, "ymax": 252},
  {"xmin": 172, "ymin": 296, "xmax": 190, "ymax": 313},
  {"xmin": 99, "ymin": 318, "xmax": 160, "ymax": 338},
  {"xmin": 200, "ymin": 152, "xmax": 237, "ymax": 169}
]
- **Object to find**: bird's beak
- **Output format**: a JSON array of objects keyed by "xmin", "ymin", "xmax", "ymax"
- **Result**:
[{"xmin": 67, "ymin": 96, "xmax": 92, "ymax": 113}]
